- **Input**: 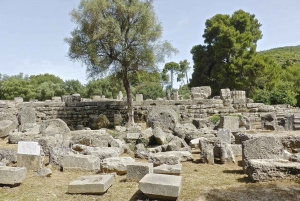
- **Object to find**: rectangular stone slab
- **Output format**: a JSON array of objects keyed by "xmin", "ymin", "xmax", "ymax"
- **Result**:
[
  {"xmin": 68, "ymin": 174, "xmax": 114, "ymax": 194},
  {"xmin": 18, "ymin": 141, "xmax": 40, "ymax": 156},
  {"xmin": 139, "ymin": 173, "xmax": 182, "ymax": 200},
  {"xmin": 126, "ymin": 162, "xmax": 153, "ymax": 182},
  {"xmin": 0, "ymin": 166, "xmax": 26, "ymax": 185},
  {"xmin": 17, "ymin": 154, "xmax": 41, "ymax": 170},
  {"xmin": 153, "ymin": 164, "xmax": 182, "ymax": 175}
]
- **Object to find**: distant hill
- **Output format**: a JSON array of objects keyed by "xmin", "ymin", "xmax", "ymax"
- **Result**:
[{"xmin": 259, "ymin": 45, "xmax": 300, "ymax": 66}]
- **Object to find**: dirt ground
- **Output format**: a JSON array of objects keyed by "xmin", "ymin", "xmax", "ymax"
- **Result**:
[{"xmin": 0, "ymin": 140, "xmax": 300, "ymax": 201}]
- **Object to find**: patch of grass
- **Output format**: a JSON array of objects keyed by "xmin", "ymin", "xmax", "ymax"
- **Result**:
[{"xmin": 1, "ymin": 144, "xmax": 300, "ymax": 200}]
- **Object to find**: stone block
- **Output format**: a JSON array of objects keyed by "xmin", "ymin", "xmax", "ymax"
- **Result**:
[
  {"xmin": 0, "ymin": 166, "xmax": 26, "ymax": 185},
  {"xmin": 148, "ymin": 151, "xmax": 193, "ymax": 166},
  {"xmin": 231, "ymin": 90, "xmax": 246, "ymax": 99},
  {"xmin": 191, "ymin": 86, "xmax": 211, "ymax": 99},
  {"xmin": 126, "ymin": 162, "xmax": 153, "ymax": 182},
  {"xmin": 217, "ymin": 129, "xmax": 231, "ymax": 144},
  {"xmin": 61, "ymin": 154, "xmax": 100, "ymax": 172},
  {"xmin": 101, "ymin": 157, "xmax": 135, "ymax": 175},
  {"xmin": 136, "ymin": 94, "xmax": 143, "ymax": 102},
  {"xmin": 126, "ymin": 133, "xmax": 140, "ymax": 140},
  {"xmin": 68, "ymin": 175, "xmax": 114, "ymax": 194},
  {"xmin": 147, "ymin": 107, "xmax": 178, "ymax": 131},
  {"xmin": 17, "ymin": 154, "xmax": 42, "ymax": 170},
  {"xmin": 14, "ymin": 97, "xmax": 23, "ymax": 103},
  {"xmin": 18, "ymin": 141, "xmax": 41, "ymax": 156},
  {"xmin": 199, "ymin": 137, "xmax": 220, "ymax": 164},
  {"xmin": 220, "ymin": 88, "xmax": 231, "ymax": 100},
  {"xmin": 18, "ymin": 107, "xmax": 36, "ymax": 125},
  {"xmin": 0, "ymin": 120, "xmax": 17, "ymax": 138},
  {"xmin": 247, "ymin": 159, "xmax": 300, "ymax": 182},
  {"xmin": 139, "ymin": 173, "xmax": 182, "ymax": 200},
  {"xmin": 153, "ymin": 164, "xmax": 182, "ymax": 175},
  {"xmin": 114, "ymin": 114, "xmax": 123, "ymax": 126},
  {"xmin": 242, "ymin": 136, "xmax": 284, "ymax": 173},
  {"xmin": 219, "ymin": 116, "xmax": 239, "ymax": 130}
]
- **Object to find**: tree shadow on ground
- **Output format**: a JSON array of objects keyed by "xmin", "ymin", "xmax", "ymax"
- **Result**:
[{"xmin": 129, "ymin": 190, "xmax": 152, "ymax": 201}]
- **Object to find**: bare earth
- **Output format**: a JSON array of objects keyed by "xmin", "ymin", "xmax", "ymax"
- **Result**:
[{"xmin": 0, "ymin": 140, "xmax": 300, "ymax": 201}]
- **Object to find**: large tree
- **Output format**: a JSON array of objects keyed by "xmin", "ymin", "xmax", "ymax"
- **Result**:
[
  {"xmin": 66, "ymin": 0, "xmax": 176, "ymax": 125},
  {"xmin": 190, "ymin": 10, "xmax": 280, "ymax": 96},
  {"xmin": 163, "ymin": 61, "xmax": 180, "ymax": 90}
]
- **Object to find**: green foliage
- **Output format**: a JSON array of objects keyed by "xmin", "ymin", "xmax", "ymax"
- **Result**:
[
  {"xmin": 190, "ymin": 10, "xmax": 280, "ymax": 96},
  {"xmin": 30, "ymin": 73, "xmax": 64, "ymax": 85},
  {"xmin": 65, "ymin": 79, "xmax": 86, "ymax": 96},
  {"xmin": 163, "ymin": 61, "xmax": 180, "ymax": 89},
  {"xmin": 0, "ymin": 77, "xmax": 36, "ymax": 101},
  {"xmin": 178, "ymin": 85, "xmax": 190, "ymax": 99},
  {"xmin": 134, "ymin": 82, "xmax": 164, "ymax": 100},
  {"xmin": 85, "ymin": 76, "xmax": 124, "ymax": 99},
  {"xmin": 35, "ymin": 82, "xmax": 66, "ymax": 101},
  {"xmin": 210, "ymin": 115, "xmax": 220, "ymax": 125},
  {"xmin": 253, "ymin": 81, "xmax": 297, "ymax": 106}
]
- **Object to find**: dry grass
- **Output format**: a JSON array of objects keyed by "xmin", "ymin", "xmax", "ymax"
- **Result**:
[{"xmin": 1, "ymin": 141, "xmax": 300, "ymax": 201}]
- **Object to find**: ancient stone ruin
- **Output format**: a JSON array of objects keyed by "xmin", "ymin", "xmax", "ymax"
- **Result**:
[{"xmin": 0, "ymin": 86, "xmax": 300, "ymax": 199}]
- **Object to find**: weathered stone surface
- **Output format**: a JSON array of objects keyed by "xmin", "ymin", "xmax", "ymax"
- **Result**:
[
  {"xmin": 153, "ymin": 164, "xmax": 182, "ymax": 175},
  {"xmin": 174, "ymin": 123, "xmax": 200, "ymax": 140},
  {"xmin": 0, "ymin": 149, "xmax": 17, "ymax": 163},
  {"xmin": 18, "ymin": 107, "xmax": 36, "ymax": 125},
  {"xmin": 101, "ymin": 157, "xmax": 135, "ymax": 175},
  {"xmin": 35, "ymin": 168, "xmax": 52, "ymax": 177},
  {"xmin": 84, "ymin": 147, "xmax": 121, "ymax": 161},
  {"xmin": 8, "ymin": 132, "xmax": 39, "ymax": 144},
  {"xmin": 153, "ymin": 127, "xmax": 167, "ymax": 145},
  {"xmin": 49, "ymin": 146, "xmax": 73, "ymax": 165},
  {"xmin": 113, "ymin": 114, "xmax": 123, "ymax": 126},
  {"xmin": 138, "ymin": 127, "xmax": 153, "ymax": 147},
  {"xmin": 61, "ymin": 154, "xmax": 100, "ymax": 172},
  {"xmin": 191, "ymin": 86, "xmax": 211, "ymax": 99},
  {"xmin": 0, "ymin": 166, "xmax": 26, "ymax": 185},
  {"xmin": 126, "ymin": 162, "xmax": 153, "ymax": 182},
  {"xmin": 214, "ymin": 142, "xmax": 236, "ymax": 164},
  {"xmin": 261, "ymin": 113, "xmax": 277, "ymax": 130},
  {"xmin": 199, "ymin": 137, "xmax": 220, "ymax": 164},
  {"xmin": 95, "ymin": 114, "xmax": 111, "ymax": 129},
  {"xmin": 149, "ymin": 151, "xmax": 193, "ymax": 166},
  {"xmin": 248, "ymin": 159, "xmax": 300, "ymax": 182},
  {"xmin": 68, "ymin": 175, "xmax": 114, "ymax": 194},
  {"xmin": 70, "ymin": 130, "xmax": 115, "ymax": 147},
  {"xmin": 219, "ymin": 116, "xmax": 239, "ymax": 130},
  {"xmin": 0, "ymin": 120, "xmax": 17, "ymax": 138},
  {"xmin": 17, "ymin": 154, "xmax": 42, "ymax": 170},
  {"xmin": 126, "ymin": 133, "xmax": 140, "ymax": 140},
  {"xmin": 18, "ymin": 141, "xmax": 41, "ymax": 156},
  {"xmin": 231, "ymin": 144, "xmax": 242, "ymax": 157},
  {"xmin": 136, "ymin": 94, "xmax": 143, "ymax": 102},
  {"xmin": 217, "ymin": 128, "xmax": 232, "ymax": 144},
  {"xmin": 220, "ymin": 88, "xmax": 231, "ymax": 100},
  {"xmin": 18, "ymin": 123, "xmax": 40, "ymax": 132},
  {"xmin": 242, "ymin": 136, "xmax": 284, "ymax": 173},
  {"xmin": 139, "ymin": 173, "xmax": 182, "ymax": 200},
  {"xmin": 39, "ymin": 119, "xmax": 70, "ymax": 137},
  {"xmin": 147, "ymin": 107, "xmax": 178, "ymax": 131}
]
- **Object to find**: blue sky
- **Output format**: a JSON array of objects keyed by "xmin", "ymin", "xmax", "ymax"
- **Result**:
[{"xmin": 1, "ymin": 0, "xmax": 300, "ymax": 88}]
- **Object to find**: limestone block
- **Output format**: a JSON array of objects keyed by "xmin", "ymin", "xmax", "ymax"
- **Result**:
[
  {"xmin": 153, "ymin": 164, "xmax": 182, "ymax": 175},
  {"xmin": 126, "ymin": 133, "xmax": 140, "ymax": 140},
  {"xmin": 199, "ymin": 137, "xmax": 220, "ymax": 164},
  {"xmin": 18, "ymin": 107, "xmax": 36, "ymax": 125},
  {"xmin": 148, "ymin": 151, "xmax": 193, "ymax": 166},
  {"xmin": 61, "ymin": 154, "xmax": 100, "ymax": 172},
  {"xmin": 126, "ymin": 162, "xmax": 153, "ymax": 182},
  {"xmin": 8, "ymin": 132, "xmax": 40, "ymax": 144},
  {"xmin": 153, "ymin": 127, "xmax": 166, "ymax": 145},
  {"xmin": 0, "ymin": 120, "xmax": 17, "ymax": 138},
  {"xmin": 18, "ymin": 141, "xmax": 40, "ymax": 156},
  {"xmin": 39, "ymin": 119, "xmax": 70, "ymax": 137},
  {"xmin": 0, "ymin": 149, "xmax": 17, "ymax": 163},
  {"xmin": 247, "ymin": 159, "xmax": 300, "ymax": 182},
  {"xmin": 147, "ymin": 107, "xmax": 178, "ymax": 131},
  {"xmin": 219, "ymin": 116, "xmax": 239, "ymax": 130},
  {"xmin": 17, "ymin": 154, "xmax": 42, "ymax": 170},
  {"xmin": 231, "ymin": 144, "xmax": 242, "ymax": 157},
  {"xmin": 68, "ymin": 175, "xmax": 114, "ymax": 194},
  {"xmin": 49, "ymin": 146, "xmax": 73, "ymax": 165},
  {"xmin": 136, "ymin": 94, "xmax": 143, "ymax": 102},
  {"xmin": 217, "ymin": 129, "xmax": 232, "ymax": 144},
  {"xmin": 114, "ymin": 114, "xmax": 123, "ymax": 126},
  {"xmin": 101, "ymin": 157, "xmax": 135, "ymax": 175},
  {"xmin": 231, "ymin": 90, "xmax": 246, "ymax": 99},
  {"xmin": 0, "ymin": 166, "xmax": 26, "ymax": 185},
  {"xmin": 35, "ymin": 168, "xmax": 52, "ymax": 177},
  {"xmin": 191, "ymin": 86, "xmax": 211, "ymax": 99},
  {"xmin": 261, "ymin": 113, "xmax": 277, "ymax": 130},
  {"xmin": 220, "ymin": 88, "xmax": 231, "ymax": 100},
  {"xmin": 139, "ymin": 173, "xmax": 182, "ymax": 200},
  {"xmin": 14, "ymin": 97, "xmax": 23, "ymax": 103},
  {"xmin": 85, "ymin": 147, "xmax": 121, "ymax": 161},
  {"xmin": 242, "ymin": 136, "xmax": 284, "ymax": 173},
  {"xmin": 214, "ymin": 142, "xmax": 236, "ymax": 164}
]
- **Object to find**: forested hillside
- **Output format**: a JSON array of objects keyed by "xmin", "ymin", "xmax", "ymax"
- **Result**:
[{"xmin": 259, "ymin": 45, "xmax": 300, "ymax": 67}]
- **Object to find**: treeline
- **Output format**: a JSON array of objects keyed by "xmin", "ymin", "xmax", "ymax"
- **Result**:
[{"xmin": 0, "ymin": 71, "xmax": 169, "ymax": 101}]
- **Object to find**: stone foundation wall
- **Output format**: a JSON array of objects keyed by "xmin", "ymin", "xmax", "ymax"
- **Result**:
[{"xmin": 2, "ymin": 97, "xmax": 300, "ymax": 130}]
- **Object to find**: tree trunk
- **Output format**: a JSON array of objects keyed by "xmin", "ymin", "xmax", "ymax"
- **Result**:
[
  {"xmin": 122, "ymin": 71, "xmax": 134, "ymax": 126},
  {"xmin": 171, "ymin": 69, "xmax": 173, "ymax": 89},
  {"xmin": 186, "ymin": 72, "xmax": 189, "ymax": 84}
]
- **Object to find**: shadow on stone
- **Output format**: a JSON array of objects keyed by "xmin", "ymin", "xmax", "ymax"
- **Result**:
[{"xmin": 129, "ymin": 190, "xmax": 149, "ymax": 201}]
